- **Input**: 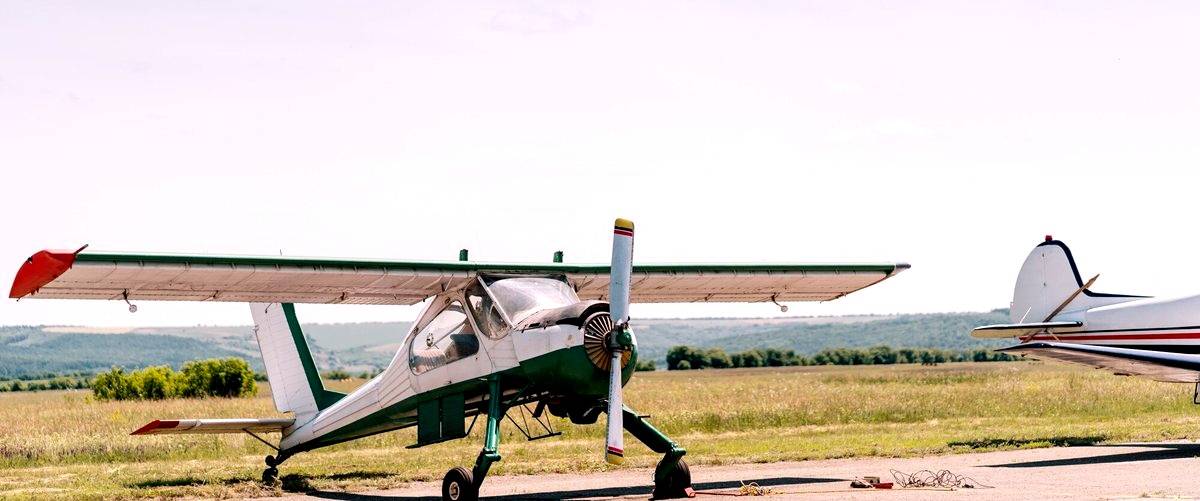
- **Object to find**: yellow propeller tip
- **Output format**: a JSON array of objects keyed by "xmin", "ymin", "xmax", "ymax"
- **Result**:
[{"xmin": 614, "ymin": 218, "xmax": 634, "ymax": 232}]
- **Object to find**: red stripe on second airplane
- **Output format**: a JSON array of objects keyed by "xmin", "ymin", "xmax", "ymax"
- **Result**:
[{"xmin": 1028, "ymin": 331, "xmax": 1200, "ymax": 342}]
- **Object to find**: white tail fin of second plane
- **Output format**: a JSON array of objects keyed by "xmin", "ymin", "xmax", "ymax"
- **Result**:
[{"xmin": 1010, "ymin": 238, "xmax": 1143, "ymax": 324}]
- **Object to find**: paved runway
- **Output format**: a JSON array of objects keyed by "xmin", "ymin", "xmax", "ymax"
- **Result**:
[{"xmin": 272, "ymin": 441, "xmax": 1200, "ymax": 500}]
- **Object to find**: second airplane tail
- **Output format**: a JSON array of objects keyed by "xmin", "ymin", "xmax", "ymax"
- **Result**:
[{"xmin": 1009, "ymin": 237, "xmax": 1143, "ymax": 324}]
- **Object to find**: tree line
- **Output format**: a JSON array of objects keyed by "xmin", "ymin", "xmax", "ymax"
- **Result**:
[
  {"xmin": 91, "ymin": 358, "xmax": 258, "ymax": 400},
  {"xmin": 665, "ymin": 345, "xmax": 1019, "ymax": 370},
  {"xmin": 0, "ymin": 376, "xmax": 89, "ymax": 392}
]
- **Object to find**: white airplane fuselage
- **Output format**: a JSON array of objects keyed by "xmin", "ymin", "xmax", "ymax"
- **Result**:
[
  {"xmin": 270, "ymin": 278, "xmax": 634, "ymax": 453},
  {"xmin": 1027, "ymin": 294, "xmax": 1200, "ymax": 353}
]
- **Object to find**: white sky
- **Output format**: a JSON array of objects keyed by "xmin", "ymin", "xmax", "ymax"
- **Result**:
[{"xmin": 3, "ymin": 1, "xmax": 1199, "ymax": 327}]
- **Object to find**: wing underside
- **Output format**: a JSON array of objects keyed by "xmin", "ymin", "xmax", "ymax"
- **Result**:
[
  {"xmin": 1000, "ymin": 342, "xmax": 1200, "ymax": 383},
  {"xmin": 11, "ymin": 249, "xmax": 908, "ymax": 305}
]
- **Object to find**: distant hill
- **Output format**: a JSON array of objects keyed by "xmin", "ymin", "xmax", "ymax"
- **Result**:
[
  {"xmin": 631, "ymin": 310, "xmax": 1012, "ymax": 363},
  {"xmin": 302, "ymin": 321, "xmax": 411, "ymax": 351},
  {"xmin": 0, "ymin": 310, "xmax": 1012, "ymax": 379},
  {"xmin": 0, "ymin": 327, "xmax": 252, "ymax": 379}
]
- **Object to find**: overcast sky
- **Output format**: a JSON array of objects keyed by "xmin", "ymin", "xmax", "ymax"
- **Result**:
[{"xmin": 3, "ymin": 1, "xmax": 1199, "ymax": 327}]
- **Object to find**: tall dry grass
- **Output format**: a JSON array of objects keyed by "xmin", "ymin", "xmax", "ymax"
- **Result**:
[{"xmin": 1, "ymin": 362, "xmax": 1198, "ymax": 498}]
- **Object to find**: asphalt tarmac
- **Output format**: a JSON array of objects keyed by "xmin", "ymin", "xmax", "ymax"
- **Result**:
[{"xmin": 271, "ymin": 441, "xmax": 1200, "ymax": 500}]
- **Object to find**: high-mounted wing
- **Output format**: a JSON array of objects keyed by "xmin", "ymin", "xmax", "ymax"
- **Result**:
[
  {"xmin": 574, "ymin": 262, "xmax": 908, "ymax": 303},
  {"xmin": 10, "ymin": 248, "xmax": 908, "ymax": 305},
  {"xmin": 1000, "ymin": 342, "xmax": 1200, "ymax": 383}
]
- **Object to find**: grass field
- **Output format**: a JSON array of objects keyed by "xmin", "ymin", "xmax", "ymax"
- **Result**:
[{"xmin": 3, "ymin": 362, "xmax": 1200, "ymax": 499}]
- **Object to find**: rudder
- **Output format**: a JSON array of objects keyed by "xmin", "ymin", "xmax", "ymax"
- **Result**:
[
  {"xmin": 250, "ymin": 302, "xmax": 344, "ymax": 427},
  {"xmin": 1010, "ymin": 239, "xmax": 1142, "ymax": 323}
]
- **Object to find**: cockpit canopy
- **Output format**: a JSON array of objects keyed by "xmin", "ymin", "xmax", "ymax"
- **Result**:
[
  {"xmin": 482, "ymin": 275, "xmax": 579, "ymax": 326},
  {"xmin": 407, "ymin": 275, "xmax": 581, "ymax": 374}
]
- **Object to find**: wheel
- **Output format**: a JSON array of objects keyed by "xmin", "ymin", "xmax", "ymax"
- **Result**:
[
  {"xmin": 261, "ymin": 467, "xmax": 279, "ymax": 484},
  {"xmin": 264, "ymin": 455, "xmax": 277, "ymax": 467},
  {"xmin": 442, "ymin": 466, "xmax": 477, "ymax": 501},
  {"xmin": 652, "ymin": 458, "xmax": 693, "ymax": 499}
]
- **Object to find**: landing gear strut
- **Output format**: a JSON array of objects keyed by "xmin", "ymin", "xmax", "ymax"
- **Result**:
[
  {"xmin": 442, "ymin": 375, "xmax": 503, "ymax": 501},
  {"xmin": 621, "ymin": 406, "xmax": 695, "ymax": 499}
]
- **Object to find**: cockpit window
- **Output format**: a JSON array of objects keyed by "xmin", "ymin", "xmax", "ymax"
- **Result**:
[
  {"xmin": 409, "ymin": 301, "xmax": 480, "ymax": 374},
  {"xmin": 466, "ymin": 280, "xmax": 510, "ymax": 339},
  {"xmin": 484, "ymin": 276, "xmax": 579, "ymax": 325}
]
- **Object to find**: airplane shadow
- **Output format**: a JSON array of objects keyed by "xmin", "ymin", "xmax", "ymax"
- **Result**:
[
  {"xmin": 948, "ymin": 435, "xmax": 1106, "ymax": 449},
  {"xmin": 987, "ymin": 442, "xmax": 1200, "ymax": 468},
  {"xmin": 299, "ymin": 475, "xmax": 842, "ymax": 500}
]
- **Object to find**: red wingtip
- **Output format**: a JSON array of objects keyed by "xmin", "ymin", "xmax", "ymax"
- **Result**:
[
  {"xmin": 131, "ymin": 419, "xmax": 180, "ymax": 435},
  {"xmin": 9, "ymin": 249, "xmax": 81, "ymax": 299}
]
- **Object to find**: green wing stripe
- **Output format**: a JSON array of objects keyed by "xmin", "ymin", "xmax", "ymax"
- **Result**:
[{"xmin": 74, "ymin": 251, "xmax": 908, "ymax": 275}]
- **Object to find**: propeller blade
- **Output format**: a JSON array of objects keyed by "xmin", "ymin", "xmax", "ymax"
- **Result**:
[
  {"xmin": 609, "ymin": 218, "xmax": 634, "ymax": 325},
  {"xmin": 605, "ymin": 218, "xmax": 635, "ymax": 465},
  {"xmin": 605, "ymin": 351, "xmax": 625, "ymax": 464}
]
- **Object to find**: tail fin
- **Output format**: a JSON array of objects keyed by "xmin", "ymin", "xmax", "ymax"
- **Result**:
[
  {"xmin": 1010, "ymin": 239, "xmax": 1144, "ymax": 323},
  {"xmin": 250, "ymin": 303, "xmax": 344, "ymax": 426}
]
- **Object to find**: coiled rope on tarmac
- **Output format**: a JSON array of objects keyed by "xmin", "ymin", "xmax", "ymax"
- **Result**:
[{"xmin": 889, "ymin": 469, "xmax": 994, "ymax": 489}]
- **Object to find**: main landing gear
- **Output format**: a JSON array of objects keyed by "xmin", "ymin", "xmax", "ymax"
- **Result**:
[
  {"xmin": 620, "ymin": 406, "xmax": 694, "ymax": 499},
  {"xmin": 441, "ymin": 375, "xmax": 503, "ymax": 501},
  {"xmin": 438, "ymin": 383, "xmax": 694, "ymax": 501}
]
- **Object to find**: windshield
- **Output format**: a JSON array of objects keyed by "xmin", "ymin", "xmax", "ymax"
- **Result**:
[{"xmin": 485, "ymin": 277, "xmax": 579, "ymax": 324}]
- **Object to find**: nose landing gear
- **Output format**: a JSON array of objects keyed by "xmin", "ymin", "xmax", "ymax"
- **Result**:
[{"xmin": 654, "ymin": 457, "xmax": 693, "ymax": 499}]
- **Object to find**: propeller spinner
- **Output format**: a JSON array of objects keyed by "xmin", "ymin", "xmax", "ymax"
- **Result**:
[{"xmin": 605, "ymin": 218, "xmax": 635, "ymax": 465}]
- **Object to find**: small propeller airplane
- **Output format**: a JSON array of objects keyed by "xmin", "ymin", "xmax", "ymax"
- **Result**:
[
  {"xmin": 974, "ymin": 237, "xmax": 1200, "ymax": 394},
  {"xmin": 9, "ymin": 219, "xmax": 908, "ymax": 500}
]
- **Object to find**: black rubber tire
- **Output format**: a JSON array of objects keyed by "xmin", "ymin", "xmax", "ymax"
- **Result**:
[
  {"xmin": 262, "ymin": 467, "xmax": 279, "ymax": 484},
  {"xmin": 442, "ymin": 466, "xmax": 477, "ymax": 501},
  {"xmin": 264, "ymin": 455, "xmax": 277, "ymax": 467},
  {"xmin": 653, "ymin": 458, "xmax": 693, "ymax": 499}
]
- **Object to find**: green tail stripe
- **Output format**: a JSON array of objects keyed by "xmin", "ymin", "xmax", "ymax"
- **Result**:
[{"xmin": 281, "ymin": 303, "xmax": 346, "ymax": 409}]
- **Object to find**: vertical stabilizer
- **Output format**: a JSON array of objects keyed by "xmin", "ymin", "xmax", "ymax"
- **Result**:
[
  {"xmin": 1010, "ymin": 239, "xmax": 1143, "ymax": 324},
  {"xmin": 250, "ymin": 303, "xmax": 344, "ymax": 427}
]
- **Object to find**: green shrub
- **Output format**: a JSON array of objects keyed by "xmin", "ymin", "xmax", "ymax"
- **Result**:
[
  {"xmin": 91, "ymin": 367, "xmax": 136, "ymax": 400},
  {"xmin": 179, "ymin": 358, "xmax": 257, "ymax": 398},
  {"xmin": 130, "ymin": 365, "xmax": 180, "ymax": 400},
  {"xmin": 90, "ymin": 358, "xmax": 256, "ymax": 400}
]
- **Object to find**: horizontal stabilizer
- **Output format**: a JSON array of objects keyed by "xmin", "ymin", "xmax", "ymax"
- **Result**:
[
  {"xmin": 1000, "ymin": 342, "xmax": 1200, "ymax": 383},
  {"xmin": 971, "ymin": 321, "xmax": 1083, "ymax": 338},
  {"xmin": 131, "ymin": 418, "xmax": 294, "ymax": 435}
]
